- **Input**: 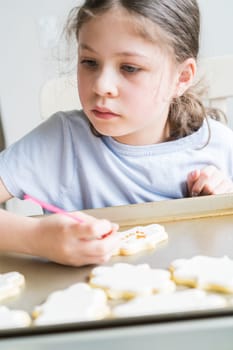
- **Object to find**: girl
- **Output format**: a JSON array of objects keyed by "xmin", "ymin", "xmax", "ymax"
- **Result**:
[{"xmin": 0, "ymin": 0, "xmax": 232, "ymax": 266}]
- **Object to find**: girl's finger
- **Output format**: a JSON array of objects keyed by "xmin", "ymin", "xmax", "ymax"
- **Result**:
[
  {"xmin": 71, "ymin": 219, "xmax": 119, "ymax": 240},
  {"xmin": 68, "ymin": 253, "xmax": 112, "ymax": 267},
  {"xmin": 191, "ymin": 168, "xmax": 222, "ymax": 196},
  {"xmin": 80, "ymin": 231, "xmax": 121, "ymax": 258},
  {"xmin": 187, "ymin": 169, "xmax": 200, "ymax": 195}
]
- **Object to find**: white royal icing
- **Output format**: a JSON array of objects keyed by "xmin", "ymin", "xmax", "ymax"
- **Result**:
[
  {"xmin": 33, "ymin": 282, "xmax": 109, "ymax": 325},
  {"xmin": 112, "ymin": 289, "xmax": 227, "ymax": 317},
  {"xmin": 114, "ymin": 224, "xmax": 168, "ymax": 256},
  {"xmin": 90, "ymin": 263, "xmax": 175, "ymax": 299},
  {"xmin": 170, "ymin": 255, "xmax": 233, "ymax": 292},
  {"xmin": 0, "ymin": 271, "xmax": 25, "ymax": 301},
  {"xmin": 0, "ymin": 306, "xmax": 31, "ymax": 328}
]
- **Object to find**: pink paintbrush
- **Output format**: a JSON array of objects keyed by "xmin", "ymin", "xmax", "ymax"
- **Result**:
[
  {"xmin": 24, "ymin": 194, "xmax": 84, "ymax": 223},
  {"xmin": 24, "ymin": 194, "xmax": 113, "ymax": 239}
]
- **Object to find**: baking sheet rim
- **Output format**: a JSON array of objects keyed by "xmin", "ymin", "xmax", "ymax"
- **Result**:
[{"xmin": 82, "ymin": 193, "xmax": 233, "ymax": 228}]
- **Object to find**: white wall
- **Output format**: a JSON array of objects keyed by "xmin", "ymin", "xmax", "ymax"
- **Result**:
[
  {"xmin": 198, "ymin": 0, "xmax": 233, "ymax": 124},
  {"xmin": 198, "ymin": 0, "xmax": 233, "ymax": 57},
  {"xmin": 0, "ymin": 0, "xmax": 233, "ymax": 215},
  {"xmin": 0, "ymin": 0, "xmax": 81, "ymax": 214},
  {"xmin": 0, "ymin": 0, "xmax": 80, "ymax": 145}
]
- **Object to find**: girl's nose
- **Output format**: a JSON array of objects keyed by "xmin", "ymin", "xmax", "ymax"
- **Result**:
[{"xmin": 93, "ymin": 68, "xmax": 118, "ymax": 98}]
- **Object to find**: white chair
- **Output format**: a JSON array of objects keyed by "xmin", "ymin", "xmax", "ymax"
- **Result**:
[
  {"xmin": 40, "ymin": 55, "xmax": 233, "ymax": 128},
  {"xmin": 199, "ymin": 55, "xmax": 233, "ymax": 116}
]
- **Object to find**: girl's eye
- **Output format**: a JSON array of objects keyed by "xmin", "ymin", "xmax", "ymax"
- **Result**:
[
  {"xmin": 121, "ymin": 65, "xmax": 140, "ymax": 73},
  {"xmin": 80, "ymin": 59, "xmax": 98, "ymax": 68}
]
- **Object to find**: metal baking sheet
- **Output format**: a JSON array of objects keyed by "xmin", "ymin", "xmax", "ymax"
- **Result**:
[{"xmin": 1, "ymin": 193, "xmax": 233, "ymax": 337}]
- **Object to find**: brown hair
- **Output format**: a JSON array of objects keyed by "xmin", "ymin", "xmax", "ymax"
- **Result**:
[{"xmin": 66, "ymin": 0, "xmax": 224, "ymax": 141}]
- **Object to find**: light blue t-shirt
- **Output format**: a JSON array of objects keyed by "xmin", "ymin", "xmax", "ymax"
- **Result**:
[{"xmin": 0, "ymin": 110, "xmax": 232, "ymax": 211}]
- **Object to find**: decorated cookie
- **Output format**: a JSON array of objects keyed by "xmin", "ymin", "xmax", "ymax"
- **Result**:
[
  {"xmin": 113, "ymin": 223, "xmax": 168, "ymax": 256},
  {"xmin": 170, "ymin": 255, "xmax": 233, "ymax": 293},
  {"xmin": 112, "ymin": 289, "xmax": 227, "ymax": 318},
  {"xmin": 89, "ymin": 263, "xmax": 175, "ymax": 299},
  {"xmin": 0, "ymin": 306, "xmax": 31, "ymax": 329},
  {"xmin": 0, "ymin": 271, "xmax": 25, "ymax": 302},
  {"xmin": 32, "ymin": 283, "xmax": 109, "ymax": 325}
]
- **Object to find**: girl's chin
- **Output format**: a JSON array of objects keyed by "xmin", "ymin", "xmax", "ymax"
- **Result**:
[{"xmin": 90, "ymin": 123, "xmax": 122, "ymax": 137}]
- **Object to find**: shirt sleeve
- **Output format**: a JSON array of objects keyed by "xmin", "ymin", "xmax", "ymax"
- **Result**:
[{"xmin": 0, "ymin": 112, "xmax": 75, "ymax": 203}]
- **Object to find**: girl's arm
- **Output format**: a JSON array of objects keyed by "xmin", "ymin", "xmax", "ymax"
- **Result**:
[
  {"xmin": 187, "ymin": 165, "xmax": 233, "ymax": 196},
  {"xmin": 0, "ymin": 179, "xmax": 120, "ymax": 266}
]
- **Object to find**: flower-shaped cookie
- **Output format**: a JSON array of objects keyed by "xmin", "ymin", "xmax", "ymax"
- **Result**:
[
  {"xmin": 0, "ymin": 306, "xmax": 31, "ymax": 328},
  {"xmin": 0, "ymin": 271, "xmax": 25, "ymax": 301},
  {"xmin": 90, "ymin": 263, "xmax": 175, "ymax": 299},
  {"xmin": 32, "ymin": 282, "xmax": 109, "ymax": 325},
  {"xmin": 170, "ymin": 255, "xmax": 233, "ymax": 293},
  {"xmin": 113, "ymin": 224, "xmax": 168, "ymax": 256},
  {"xmin": 112, "ymin": 289, "xmax": 226, "ymax": 318}
]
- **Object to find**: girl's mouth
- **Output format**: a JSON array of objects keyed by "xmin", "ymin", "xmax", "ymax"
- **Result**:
[{"xmin": 92, "ymin": 107, "xmax": 120, "ymax": 120}]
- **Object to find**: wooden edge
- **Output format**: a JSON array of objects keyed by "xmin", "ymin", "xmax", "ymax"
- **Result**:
[{"xmin": 82, "ymin": 194, "xmax": 233, "ymax": 228}]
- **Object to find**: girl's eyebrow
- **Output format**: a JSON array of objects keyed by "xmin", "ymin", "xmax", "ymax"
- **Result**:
[
  {"xmin": 79, "ymin": 43, "xmax": 149, "ymax": 59},
  {"xmin": 79, "ymin": 43, "xmax": 97, "ymax": 53}
]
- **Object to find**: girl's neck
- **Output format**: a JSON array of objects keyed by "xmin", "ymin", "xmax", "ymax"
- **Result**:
[{"xmin": 113, "ymin": 120, "xmax": 170, "ymax": 146}]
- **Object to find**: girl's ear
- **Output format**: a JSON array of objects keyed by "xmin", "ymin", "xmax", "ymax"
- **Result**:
[{"xmin": 175, "ymin": 58, "xmax": 196, "ymax": 97}]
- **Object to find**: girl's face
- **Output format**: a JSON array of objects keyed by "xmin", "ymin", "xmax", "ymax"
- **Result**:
[{"xmin": 78, "ymin": 8, "xmax": 180, "ymax": 145}]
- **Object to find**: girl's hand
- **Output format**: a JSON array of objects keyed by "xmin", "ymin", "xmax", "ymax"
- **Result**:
[
  {"xmin": 187, "ymin": 165, "xmax": 233, "ymax": 197},
  {"xmin": 31, "ymin": 212, "xmax": 120, "ymax": 266}
]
